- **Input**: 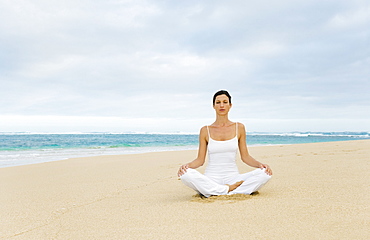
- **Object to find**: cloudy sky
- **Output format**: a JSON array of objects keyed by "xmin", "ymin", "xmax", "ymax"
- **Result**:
[{"xmin": 1, "ymin": 0, "xmax": 369, "ymax": 133}]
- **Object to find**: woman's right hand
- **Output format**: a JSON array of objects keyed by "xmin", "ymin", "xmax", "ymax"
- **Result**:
[{"xmin": 178, "ymin": 164, "xmax": 189, "ymax": 177}]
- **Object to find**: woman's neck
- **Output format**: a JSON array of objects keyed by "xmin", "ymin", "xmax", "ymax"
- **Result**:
[{"xmin": 213, "ymin": 115, "xmax": 232, "ymax": 127}]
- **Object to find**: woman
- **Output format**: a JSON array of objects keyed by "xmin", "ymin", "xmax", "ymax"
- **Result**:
[{"xmin": 178, "ymin": 90, "xmax": 272, "ymax": 197}]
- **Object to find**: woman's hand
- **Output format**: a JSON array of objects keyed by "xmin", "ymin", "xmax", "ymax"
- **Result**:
[
  {"xmin": 178, "ymin": 164, "xmax": 189, "ymax": 177},
  {"xmin": 260, "ymin": 163, "xmax": 273, "ymax": 176}
]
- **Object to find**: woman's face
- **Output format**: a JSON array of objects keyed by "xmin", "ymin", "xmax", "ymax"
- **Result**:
[{"xmin": 213, "ymin": 94, "xmax": 232, "ymax": 115}]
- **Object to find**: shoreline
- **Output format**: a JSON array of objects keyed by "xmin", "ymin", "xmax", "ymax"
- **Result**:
[
  {"xmin": 2, "ymin": 137, "xmax": 370, "ymax": 169},
  {"xmin": 1, "ymin": 140, "xmax": 369, "ymax": 239},
  {"xmin": 2, "ymin": 131, "xmax": 369, "ymax": 169},
  {"xmin": 0, "ymin": 145, "xmax": 199, "ymax": 169}
]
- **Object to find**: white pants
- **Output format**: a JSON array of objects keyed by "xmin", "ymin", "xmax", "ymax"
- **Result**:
[{"xmin": 180, "ymin": 168, "xmax": 271, "ymax": 198}]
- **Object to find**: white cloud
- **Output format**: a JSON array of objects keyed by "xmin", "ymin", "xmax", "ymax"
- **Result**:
[
  {"xmin": 19, "ymin": 54, "xmax": 86, "ymax": 78},
  {"xmin": 242, "ymin": 41, "xmax": 285, "ymax": 57},
  {"xmin": 0, "ymin": 0, "xmax": 369, "ymax": 132},
  {"xmin": 1, "ymin": 115, "xmax": 368, "ymax": 133},
  {"xmin": 328, "ymin": 5, "xmax": 370, "ymax": 29}
]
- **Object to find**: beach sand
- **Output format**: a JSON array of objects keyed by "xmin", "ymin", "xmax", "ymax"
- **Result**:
[{"xmin": 1, "ymin": 140, "xmax": 369, "ymax": 239}]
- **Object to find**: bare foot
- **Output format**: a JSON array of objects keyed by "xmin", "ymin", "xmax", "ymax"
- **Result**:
[{"xmin": 227, "ymin": 181, "xmax": 244, "ymax": 193}]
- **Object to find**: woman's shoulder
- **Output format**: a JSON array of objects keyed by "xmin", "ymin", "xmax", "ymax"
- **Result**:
[
  {"xmin": 235, "ymin": 121, "xmax": 245, "ymax": 127},
  {"xmin": 236, "ymin": 122, "xmax": 246, "ymax": 132},
  {"xmin": 199, "ymin": 126, "xmax": 209, "ymax": 135},
  {"xmin": 198, "ymin": 126, "xmax": 210, "ymax": 142}
]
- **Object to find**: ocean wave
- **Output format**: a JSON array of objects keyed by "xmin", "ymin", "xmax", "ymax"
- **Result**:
[
  {"xmin": 0, "ymin": 145, "xmax": 198, "ymax": 168},
  {"xmin": 0, "ymin": 131, "xmax": 199, "ymax": 135},
  {"xmin": 248, "ymin": 132, "xmax": 370, "ymax": 137},
  {"xmin": 1, "ymin": 132, "xmax": 369, "ymax": 168}
]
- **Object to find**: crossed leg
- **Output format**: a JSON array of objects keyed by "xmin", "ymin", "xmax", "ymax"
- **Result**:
[
  {"xmin": 180, "ymin": 168, "xmax": 270, "ymax": 197},
  {"xmin": 227, "ymin": 168, "xmax": 271, "ymax": 195},
  {"xmin": 180, "ymin": 168, "xmax": 229, "ymax": 198}
]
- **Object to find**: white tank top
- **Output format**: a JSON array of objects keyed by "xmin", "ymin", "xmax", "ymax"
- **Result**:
[{"xmin": 205, "ymin": 123, "xmax": 240, "ymax": 183}]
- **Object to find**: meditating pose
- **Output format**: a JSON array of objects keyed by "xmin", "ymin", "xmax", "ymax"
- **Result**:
[{"xmin": 178, "ymin": 90, "xmax": 272, "ymax": 197}]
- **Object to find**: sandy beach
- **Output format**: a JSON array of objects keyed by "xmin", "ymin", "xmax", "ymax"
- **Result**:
[{"xmin": 1, "ymin": 140, "xmax": 369, "ymax": 239}]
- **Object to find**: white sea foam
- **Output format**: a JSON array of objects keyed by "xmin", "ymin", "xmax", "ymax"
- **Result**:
[
  {"xmin": 0, "ymin": 131, "xmax": 199, "ymax": 135},
  {"xmin": 1, "ymin": 131, "xmax": 369, "ymax": 168},
  {"xmin": 2, "ymin": 131, "xmax": 369, "ymax": 137},
  {"xmin": 248, "ymin": 132, "xmax": 370, "ymax": 137},
  {"xmin": 0, "ymin": 145, "xmax": 198, "ymax": 168}
]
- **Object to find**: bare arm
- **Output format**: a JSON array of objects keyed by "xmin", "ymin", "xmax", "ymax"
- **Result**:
[
  {"xmin": 238, "ymin": 123, "xmax": 272, "ymax": 175},
  {"xmin": 178, "ymin": 126, "xmax": 208, "ymax": 177}
]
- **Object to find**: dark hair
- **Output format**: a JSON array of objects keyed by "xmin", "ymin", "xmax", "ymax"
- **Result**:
[{"xmin": 213, "ymin": 90, "xmax": 232, "ymax": 105}]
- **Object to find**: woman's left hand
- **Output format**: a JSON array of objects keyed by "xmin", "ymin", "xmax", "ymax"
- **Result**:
[
  {"xmin": 260, "ymin": 163, "xmax": 272, "ymax": 175},
  {"xmin": 178, "ymin": 164, "xmax": 189, "ymax": 177}
]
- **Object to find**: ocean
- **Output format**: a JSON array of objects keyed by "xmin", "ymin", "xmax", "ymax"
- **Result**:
[{"xmin": 1, "ymin": 132, "xmax": 369, "ymax": 168}]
